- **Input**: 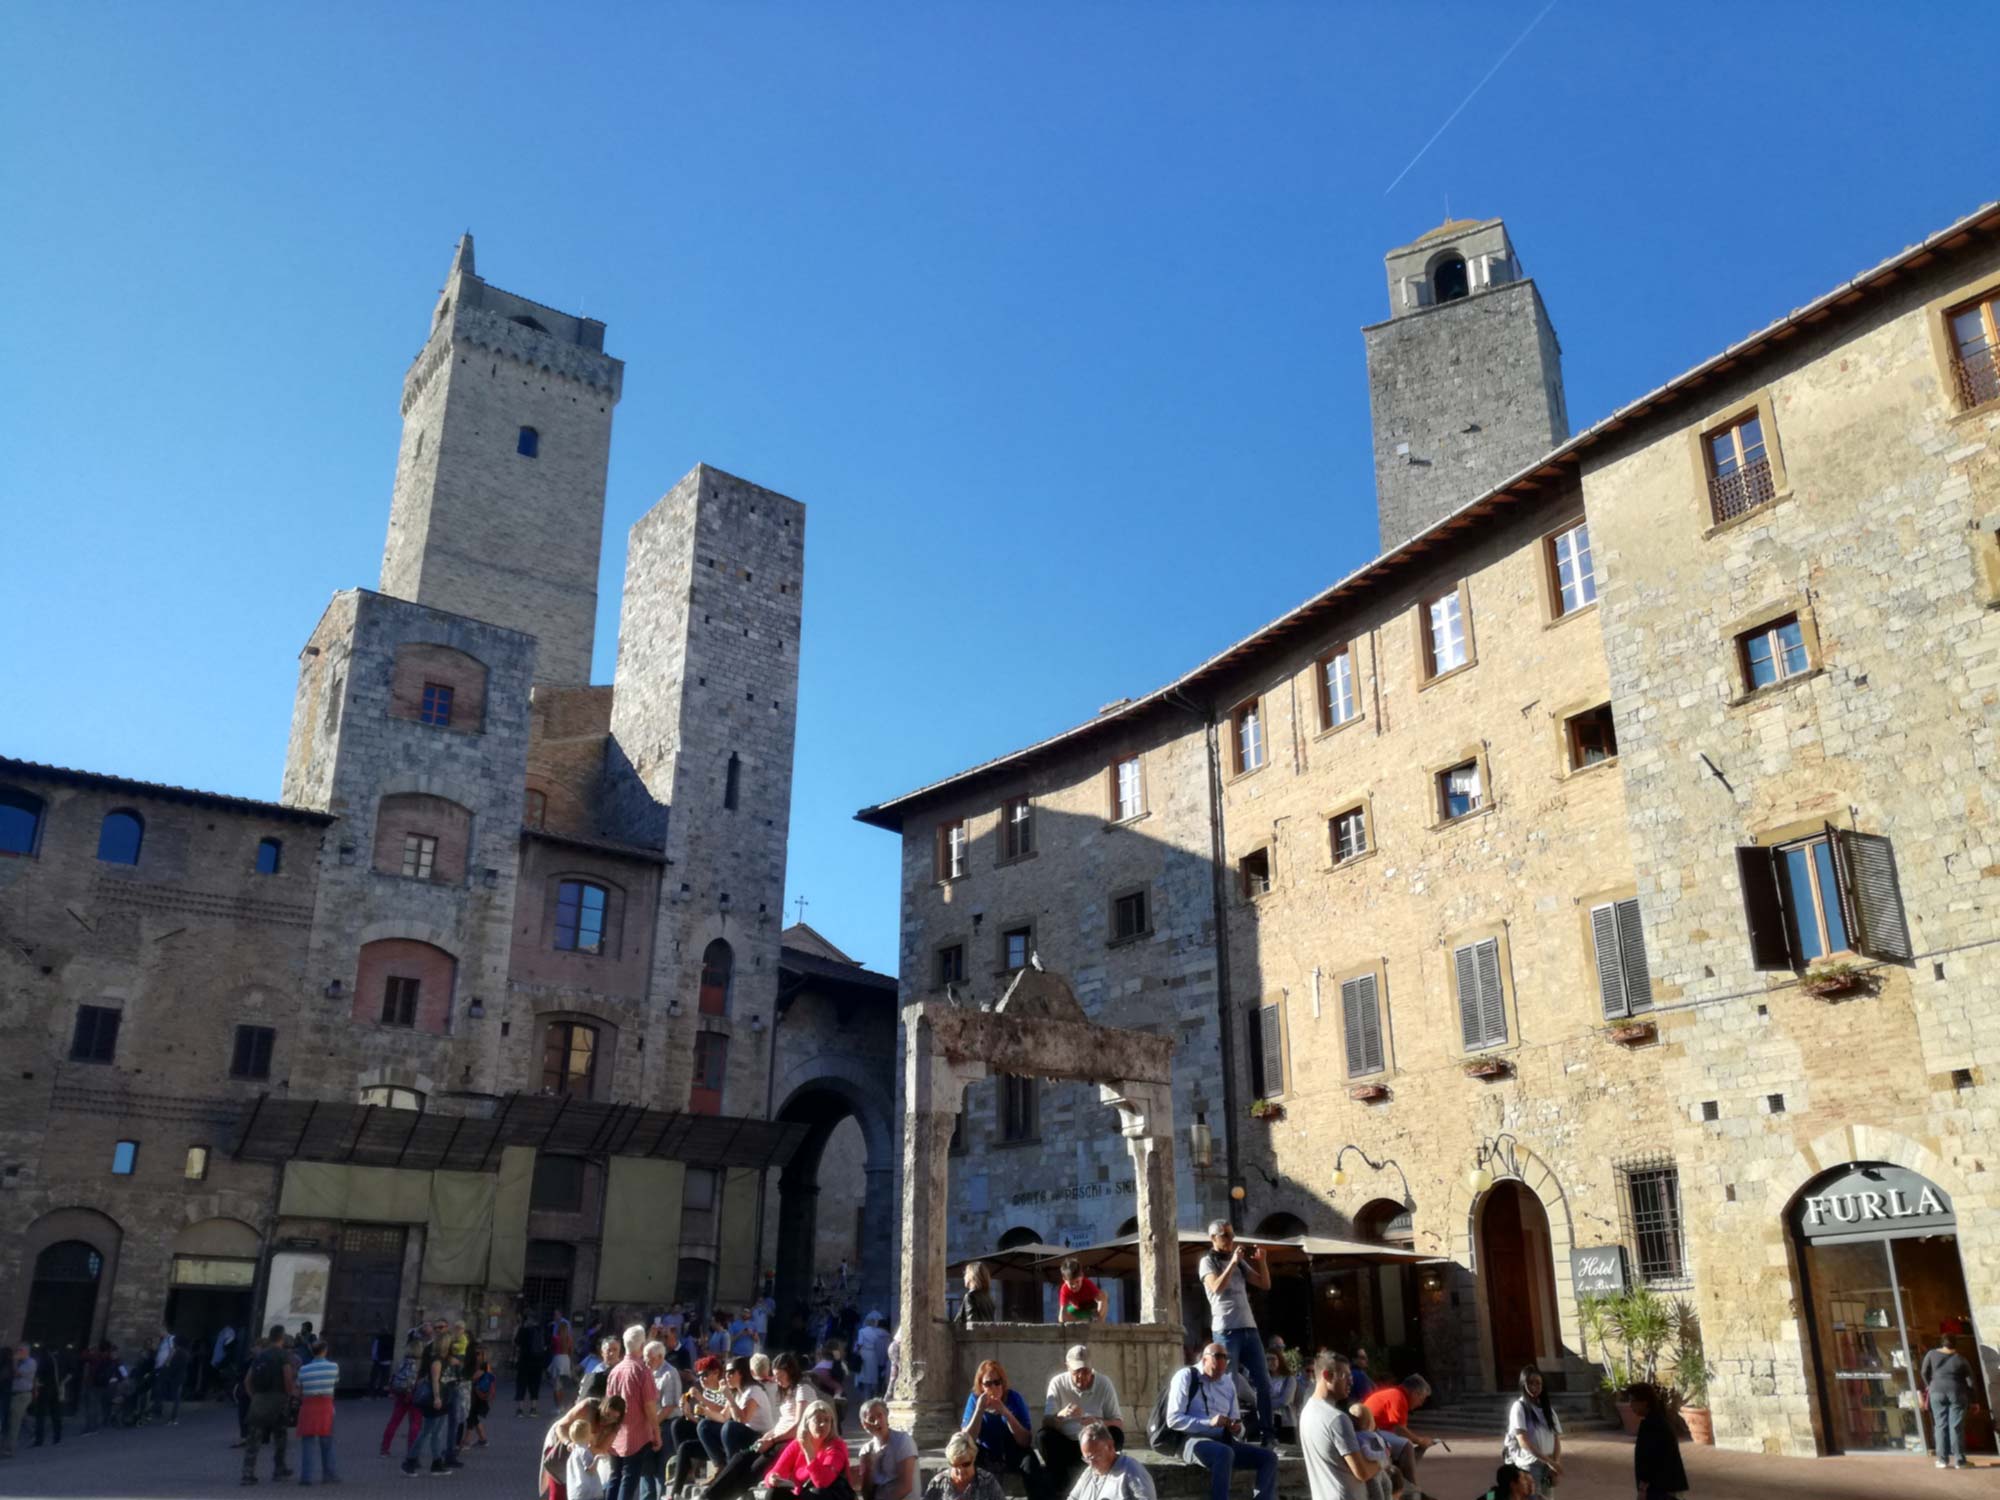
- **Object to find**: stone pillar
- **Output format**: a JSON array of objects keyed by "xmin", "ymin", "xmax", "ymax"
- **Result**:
[
  {"xmin": 1102, "ymin": 1080, "xmax": 1180, "ymax": 1328},
  {"xmin": 890, "ymin": 1006, "xmax": 984, "ymax": 1446}
]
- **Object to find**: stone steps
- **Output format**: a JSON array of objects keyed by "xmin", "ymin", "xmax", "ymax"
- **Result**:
[{"xmin": 919, "ymin": 1450, "xmax": 1310, "ymax": 1500}]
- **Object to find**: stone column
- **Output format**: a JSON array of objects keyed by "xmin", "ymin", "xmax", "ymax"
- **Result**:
[
  {"xmin": 890, "ymin": 1005, "xmax": 984, "ymax": 1447},
  {"xmin": 860, "ymin": 1164, "xmax": 896, "ymax": 1324},
  {"xmin": 1102, "ymin": 1080, "xmax": 1180, "ymax": 1327}
]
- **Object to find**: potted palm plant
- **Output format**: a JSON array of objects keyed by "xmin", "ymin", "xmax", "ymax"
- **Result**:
[
  {"xmin": 1608, "ymin": 1289, "xmax": 1671, "ymax": 1434},
  {"xmin": 1670, "ymin": 1300, "xmax": 1715, "ymax": 1444}
]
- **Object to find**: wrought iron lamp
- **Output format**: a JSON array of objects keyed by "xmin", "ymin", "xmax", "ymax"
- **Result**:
[
  {"xmin": 1329, "ymin": 1144, "xmax": 1413, "ymax": 1207},
  {"xmin": 1467, "ymin": 1133, "xmax": 1522, "ymax": 1195}
]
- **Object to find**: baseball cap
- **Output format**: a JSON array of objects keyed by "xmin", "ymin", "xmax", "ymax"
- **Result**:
[{"xmin": 1065, "ymin": 1344, "xmax": 1090, "ymax": 1370}]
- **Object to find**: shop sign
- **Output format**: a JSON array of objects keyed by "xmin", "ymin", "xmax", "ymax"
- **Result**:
[
  {"xmin": 1794, "ymin": 1163, "xmax": 1955, "ymax": 1243},
  {"xmin": 1569, "ymin": 1244, "xmax": 1629, "ymax": 1296}
]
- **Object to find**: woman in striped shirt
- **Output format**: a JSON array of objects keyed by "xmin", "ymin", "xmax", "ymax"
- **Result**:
[{"xmin": 295, "ymin": 1340, "xmax": 340, "ymax": 1486}]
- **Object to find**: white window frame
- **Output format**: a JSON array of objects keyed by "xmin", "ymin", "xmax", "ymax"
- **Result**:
[
  {"xmin": 1551, "ymin": 521, "xmax": 1597, "ymax": 615},
  {"xmin": 1426, "ymin": 591, "xmax": 1467, "ymax": 675},
  {"xmin": 1323, "ymin": 649, "xmax": 1358, "ymax": 727},
  {"xmin": 1331, "ymin": 807, "xmax": 1368, "ymax": 864},
  {"xmin": 402, "ymin": 832, "xmax": 438, "ymax": 880},
  {"xmin": 1114, "ymin": 756, "xmax": 1145, "ymax": 820}
]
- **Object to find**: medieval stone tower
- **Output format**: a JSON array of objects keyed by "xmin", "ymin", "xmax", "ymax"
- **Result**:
[
  {"xmin": 1363, "ymin": 217, "xmax": 1569, "ymax": 550},
  {"xmin": 378, "ymin": 235, "xmax": 624, "ymax": 687}
]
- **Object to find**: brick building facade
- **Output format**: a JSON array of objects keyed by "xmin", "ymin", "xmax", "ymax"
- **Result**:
[
  {"xmin": 859, "ymin": 204, "xmax": 2000, "ymax": 1456},
  {"xmin": 0, "ymin": 238, "xmax": 889, "ymax": 1378}
]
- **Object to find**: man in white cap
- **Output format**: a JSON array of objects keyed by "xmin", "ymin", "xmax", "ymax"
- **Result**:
[{"xmin": 1039, "ymin": 1344, "xmax": 1124, "ymax": 1491}]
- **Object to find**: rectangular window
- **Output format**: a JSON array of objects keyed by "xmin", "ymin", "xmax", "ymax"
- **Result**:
[
  {"xmin": 185, "ymin": 1146, "xmax": 210, "ymax": 1182},
  {"xmin": 1737, "ymin": 828, "xmax": 1911, "ymax": 970},
  {"xmin": 554, "ymin": 880, "xmax": 608, "ymax": 954},
  {"xmin": 1238, "ymin": 847, "xmax": 1271, "ymax": 899},
  {"xmin": 1566, "ymin": 704, "xmax": 1618, "ymax": 768},
  {"xmin": 230, "ymin": 1024, "xmax": 276, "ymax": 1080},
  {"xmin": 1452, "ymin": 937, "xmax": 1508, "ymax": 1051},
  {"xmin": 1002, "ymin": 925, "xmax": 1031, "ymax": 971},
  {"xmin": 401, "ymin": 833, "xmax": 438, "ymax": 881},
  {"xmin": 1705, "ymin": 412, "xmax": 1775, "ymax": 524},
  {"xmin": 936, "ymin": 942, "xmax": 966, "ymax": 988},
  {"xmin": 1330, "ymin": 807, "xmax": 1368, "ymax": 865},
  {"xmin": 1948, "ymin": 292, "xmax": 2000, "ymax": 408},
  {"xmin": 936, "ymin": 820, "xmax": 968, "ymax": 881},
  {"xmin": 381, "ymin": 976, "xmax": 420, "ymax": 1027},
  {"xmin": 1340, "ymin": 974, "xmax": 1385, "ymax": 1078},
  {"xmin": 1739, "ymin": 614, "xmax": 1809, "ymax": 691},
  {"xmin": 1423, "ymin": 589, "xmax": 1468, "ymax": 676},
  {"xmin": 1112, "ymin": 888, "xmax": 1149, "ymax": 942},
  {"xmin": 1590, "ymin": 898, "xmax": 1653, "ymax": 1018},
  {"xmin": 255, "ymin": 837, "xmax": 283, "ymax": 875},
  {"xmin": 690, "ymin": 1032, "xmax": 727, "ymax": 1114},
  {"xmin": 1000, "ymin": 1075, "xmax": 1039, "ymax": 1142},
  {"xmin": 1317, "ymin": 648, "xmax": 1358, "ymax": 729},
  {"xmin": 112, "ymin": 1140, "xmax": 138, "ymax": 1175},
  {"xmin": 1231, "ymin": 699, "xmax": 1265, "ymax": 774},
  {"xmin": 531, "ymin": 1154, "xmax": 586, "ymax": 1213},
  {"xmin": 419, "ymin": 681, "xmax": 455, "ymax": 726},
  {"xmin": 1248, "ymin": 1004, "xmax": 1285, "ymax": 1097},
  {"xmin": 1549, "ymin": 521, "xmax": 1598, "ymax": 615},
  {"xmin": 1623, "ymin": 1163, "xmax": 1688, "ymax": 1283},
  {"xmin": 1437, "ymin": 759, "xmax": 1484, "ymax": 821},
  {"xmin": 1002, "ymin": 797, "xmax": 1034, "ymax": 861},
  {"xmin": 69, "ymin": 1004, "xmax": 121, "ymax": 1064},
  {"xmin": 1113, "ymin": 755, "xmax": 1145, "ymax": 820}
]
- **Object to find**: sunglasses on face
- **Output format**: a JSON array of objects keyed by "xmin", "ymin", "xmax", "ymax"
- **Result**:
[{"xmin": 981, "ymin": 1378, "xmax": 1004, "ymax": 1387}]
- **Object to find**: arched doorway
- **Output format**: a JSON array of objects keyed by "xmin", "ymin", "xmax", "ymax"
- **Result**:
[
  {"xmin": 1478, "ymin": 1180, "xmax": 1560, "ymax": 1385},
  {"xmin": 1432, "ymin": 253, "xmax": 1470, "ymax": 303},
  {"xmin": 165, "ymin": 1217, "xmax": 260, "ymax": 1384},
  {"xmin": 771, "ymin": 1079, "xmax": 894, "ymax": 1349},
  {"xmin": 1790, "ymin": 1160, "xmax": 1992, "ymax": 1456},
  {"xmin": 24, "ymin": 1241, "xmax": 104, "ymax": 1350}
]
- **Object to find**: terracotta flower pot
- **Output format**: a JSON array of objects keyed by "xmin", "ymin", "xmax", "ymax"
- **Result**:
[
  {"xmin": 1680, "ymin": 1405, "xmax": 1714, "ymax": 1445},
  {"xmin": 1616, "ymin": 1399, "xmax": 1640, "ymax": 1435}
]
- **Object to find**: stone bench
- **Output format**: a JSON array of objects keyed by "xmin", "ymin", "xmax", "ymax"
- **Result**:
[{"xmin": 916, "ymin": 1449, "xmax": 1309, "ymax": 1499}]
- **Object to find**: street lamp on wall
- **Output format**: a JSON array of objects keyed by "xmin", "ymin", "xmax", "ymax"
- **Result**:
[
  {"xmin": 1467, "ymin": 1133, "xmax": 1523, "ymax": 1195},
  {"xmin": 1329, "ymin": 1144, "xmax": 1413, "ymax": 1208},
  {"xmin": 1189, "ymin": 1116, "xmax": 1214, "ymax": 1172}
]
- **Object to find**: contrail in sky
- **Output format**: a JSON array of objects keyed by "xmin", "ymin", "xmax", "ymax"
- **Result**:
[{"xmin": 1384, "ymin": 0, "xmax": 1560, "ymax": 196}]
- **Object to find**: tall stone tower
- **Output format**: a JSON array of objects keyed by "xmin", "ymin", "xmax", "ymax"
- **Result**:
[
  {"xmin": 378, "ymin": 235, "xmax": 624, "ymax": 686},
  {"xmin": 1363, "ymin": 217, "xmax": 1568, "ymax": 551}
]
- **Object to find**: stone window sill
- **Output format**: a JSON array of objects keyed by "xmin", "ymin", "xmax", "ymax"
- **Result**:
[
  {"xmin": 1728, "ymin": 665, "xmax": 1825, "ymax": 709},
  {"xmin": 1325, "ymin": 848, "xmax": 1379, "ymax": 874},
  {"xmin": 1419, "ymin": 658, "xmax": 1478, "ymax": 693},
  {"xmin": 996, "ymin": 850, "xmax": 1039, "ymax": 869},
  {"xmin": 1107, "ymin": 928, "xmax": 1155, "ymax": 949},
  {"xmin": 1226, "ymin": 761, "xmax": 1269, "ymax": 786},
  {"xmin": 1700, "ymin": 489, "xmax": 1796, "ymax": 541},
  {"xmin": 1950, "ymin": 394, "xmax": 2000, "ymax": 427},
  {"xmin": 1562, "ymin": 756, "xmax": 1619, "ymax": 782},
  {"xmin": 1104, "ymin": 811, "xmax": 1152, "ymax": 831},
  {"xmin": 1313, "ymin": 714, "xmax": 1366, "ymax": 743},
  {"xmin": 1544, "ymin": 600, "xmax": 1599, "ymax": 632},
  {"xmin": 1429, "ymin": 803, "xmax": 1497, "ymax": 833}
]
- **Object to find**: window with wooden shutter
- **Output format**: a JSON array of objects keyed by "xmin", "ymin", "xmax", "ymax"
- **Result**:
[
  {"xmin": 1831, "ymin": 828, "xmax": 1913, "ymax": 962},
  {"xmin": 1738, "ymin": 828, "xmax": 1909, "ymax": 971},
  {"xmin": 1248, "ymin": 1004, "xmax": 1285, "ymax": 1097},
  {"xmin": 1453, "ymin": 938, "xmax": 1507, "ymax": 1050},
  {"xmin": 1341, "ymin": 975, "xmax": 1384, "ymax": 1077},
  {"xmin": 1590, "ymin": 898, "xmax": 1653, "ymax": 1018},
  {"xmin": 1736, "ymin": 845, "xmax": 1795, "ymax": 970}
]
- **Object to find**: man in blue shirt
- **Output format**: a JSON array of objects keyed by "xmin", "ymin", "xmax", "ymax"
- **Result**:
[{"xmin": 1164, "ymin": 1344, "xmax": 1277, "ymax": 1500}]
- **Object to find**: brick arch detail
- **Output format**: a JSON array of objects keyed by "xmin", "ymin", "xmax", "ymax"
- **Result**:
[
  {"xmin": 355, "ymin": 919, "xmax": 459, "ymax": 953},
  {"xmin": 1762, "ymin": 1123, "xmax": 1974, "ymax": 1222},
  {"xmin": 354, "ymin": 1064, "xmax": 438, "ymax": 1096},
  {"xmin": 375, "ymin": 771, "xmax": 485, "ymax": 811},
  {"xmin": 20, "ymin": 1206, "xmax": 124, "ymax": 1348}
]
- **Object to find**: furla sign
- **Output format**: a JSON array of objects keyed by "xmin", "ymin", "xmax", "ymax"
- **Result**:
[{"xmin": 1794, "ymin": 1163, "xmax": 1955, "ymax": 1243}]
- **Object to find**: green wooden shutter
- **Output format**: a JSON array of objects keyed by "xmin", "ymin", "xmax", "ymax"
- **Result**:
[
  {"xmin": 1615, "ymin": 898, "xmax": 1652, "ymax": 1013},
  {"xmin": 1590, "ymin": 904, "xmax": 1627, "ymax": 1017},
  {"xmin": 1246, "ymin": 1007, "xmax": 1267, "ymax": 1097},
  {"xmin": 1341, "ymin": 975, "xmax": 1383, "ymax": 1076},
  {"xmin": 1260, "ymin": 1004, "xmax": 1285, "ymax": 1094},
  {"xmin": 1475, "ymin": 938, "xmax": 1507, "ymax": 1046},
  {"xmin": 1453, "ymin": 944, "xmax": 1484, "ymax": 1049},
  {"xmin": 1834, "ymin": 829, "xmax": 1912, "ymax": 961}
]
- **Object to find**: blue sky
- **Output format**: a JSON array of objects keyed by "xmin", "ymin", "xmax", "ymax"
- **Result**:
[{"xmin": 2, "ymin": 3, "xmax": 1992, "ymax": 973}]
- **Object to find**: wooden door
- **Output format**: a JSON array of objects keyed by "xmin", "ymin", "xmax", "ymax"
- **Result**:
[
  {"xmin": 325, "ymin": 1225, "xmax": 406, "ymax": 1385},
  {"xmin": 1482, "ymin": 1183, "xmax": 1538, "ymax": 1384}
]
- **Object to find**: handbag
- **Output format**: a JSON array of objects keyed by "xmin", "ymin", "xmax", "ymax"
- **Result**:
[{"xmin": 542, "ymin": 1440, "xmax": 572, "ymax": 1482}]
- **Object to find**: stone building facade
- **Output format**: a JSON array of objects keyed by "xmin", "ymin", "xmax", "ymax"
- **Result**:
[
  {"xmin": 859, "ymin": 204, "xmax": 2000, "ymax": 1456},
  {"xmin": 0, "ymin": 238, "xmax": 883, "ymax": 1378}
]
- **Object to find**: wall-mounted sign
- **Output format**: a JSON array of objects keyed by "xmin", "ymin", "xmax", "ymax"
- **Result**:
[
  {"xmin": 1793, "ymin": 1163, "xmax": 1955, "ymax": 1244},
  {"xmin": 1569, "ymin": 1244, "xmax": 1629, "ymax": 1297}
]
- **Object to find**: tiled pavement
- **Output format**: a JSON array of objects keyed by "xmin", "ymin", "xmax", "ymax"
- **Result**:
[{"xmin": 0, "ymin": 1397, "xmax": 1991, "ymax": 1499}]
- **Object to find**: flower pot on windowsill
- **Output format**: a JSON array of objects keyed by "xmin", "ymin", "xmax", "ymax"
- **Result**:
[
  {"xmin": 1799, "ymin": 962, "xmax": 1871, "ymax": 999},
  {"xmin": 1462, "ymin": 1057, "xmax": 1513, "ymax": 1081},
  {"xmin": 1249, "ymin": 1099, "xmax": 1286, "ymax": 1122},
  {"xmin": 1348, "ymin": 1082, "xmax": 1392, "ymax": 1104},
  {"xmin": 1608, "ymin": 1020, "xmax": 1658, "ymax": 1046}
]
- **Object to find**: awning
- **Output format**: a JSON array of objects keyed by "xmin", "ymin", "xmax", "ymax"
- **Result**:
[
  {"xmin": 946, "ymin": 1241, "xmax": 1073, "ymax": 1276},
  {"xmin": 1024, "ymin": 1231, "xmax": 1434, "ymax": 1278},
  {"xmin": 232, "ymin": 1093, "xmax": 809, "ymax": 1174}
]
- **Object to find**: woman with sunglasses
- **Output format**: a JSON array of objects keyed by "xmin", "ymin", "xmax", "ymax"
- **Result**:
[
  {"xmin": 960, "ymin": 1359, "xmax": 1042, "ymax": 1497},
  {"xmin": 764, "ymin": 1399, "xmax": 851, "ymax": 1498},
  {"xmin": 924, "ymin": 1434, "xmax": 1006, "ymax": 1500}
]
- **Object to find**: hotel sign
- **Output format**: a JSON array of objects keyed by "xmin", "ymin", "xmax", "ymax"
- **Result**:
[
  {"xmin": 1569, "ymin": 1244, "xmax": 1629, "ymax": 1296},
  {"xmin": 1794, "ymin": 1163, "xmax": 1955, "ymax": 1243}
]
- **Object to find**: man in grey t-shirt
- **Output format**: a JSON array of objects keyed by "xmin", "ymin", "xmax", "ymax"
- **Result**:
[
  {"xmin": 1197, "ymin": 1221, "xmax": 1274, "ymax": 1443},
  {"xmin": 1297, "ymin": 1353, "xmax": 1378, "ymax": 1500}
]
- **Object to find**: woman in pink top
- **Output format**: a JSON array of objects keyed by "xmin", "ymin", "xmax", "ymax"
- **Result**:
[{"xmin": 765, "ymin": 1400, "xmax": 850, "ymax": 1495}]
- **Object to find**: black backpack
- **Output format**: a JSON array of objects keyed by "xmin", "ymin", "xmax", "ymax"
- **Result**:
[
  {"xmin": 248, "ymin": 1348, "xmax": 286, "ymax": 1396},
  {"xmin": 1148, "ymin": 1365, "xmax": 1199, "ymax": 1452}
]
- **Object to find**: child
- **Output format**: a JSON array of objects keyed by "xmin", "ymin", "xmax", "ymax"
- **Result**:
[
  {"xmin": 1626, "ymin": 1383, "xmax": 1688, "ymax": 1500},
  {"xmin": 1347, "ymin": 1402, "xmax": 1394, "ymax": 1500},
  {"xmin": 468, "ymin": 1349, "xmax": 495, "ymax": 1448}
]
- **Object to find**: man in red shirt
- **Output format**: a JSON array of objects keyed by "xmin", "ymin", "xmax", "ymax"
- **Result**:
[
  {"xmin": 1361, "ymin": 1374, "xmax": 1433, "ymax": 1454},
  {"xmin": 605, "ymin": 1322, "xmax": 662, "ymax": 1500}
]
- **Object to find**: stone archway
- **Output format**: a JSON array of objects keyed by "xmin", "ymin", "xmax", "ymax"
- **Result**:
[
  {"xmin": 772, "ymin": 1071, "xmax": 896, "ymax": 1343},
  {"xmin": 1441, "ymin": 1144, "xmax": 1578, "ymax": 1393},
  {"xmin": 19, "ymin": 1207, "xmax": 123, "ymax": 1349}
]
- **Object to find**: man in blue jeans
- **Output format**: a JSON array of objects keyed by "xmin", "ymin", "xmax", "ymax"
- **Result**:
[
  {"xmin": 1165, "ymin": 1344, "xmax": 1278, "ymax": 1500},
  {"xmin": 1198, "ymin": 1220, "xmax": 1274, "ymax": 1444}
]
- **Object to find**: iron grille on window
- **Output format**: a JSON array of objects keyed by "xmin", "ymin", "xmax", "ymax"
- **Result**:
[
  {"xmin": 1958, "ymin": 343, "xmax": 2000, "ymax": 408},
  {"xmin": 1620, "ymin": 1157, "xmax": 1688, "ymax": 1284}
]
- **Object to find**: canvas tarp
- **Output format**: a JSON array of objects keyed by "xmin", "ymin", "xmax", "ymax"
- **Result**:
[
  {"xmin": 486, "ymin": 1147, "xmax": 535, "ymax": 1293},
  {"xmin": 598, "ymin": 1157, "xmax": 685, "ymax": 1303},
  {"xmin": 423, "ymin": 1170, "xmax": 498, "ymax": 1286},
  {"xmin": 713, "ymin": 1167, "xmax": 762, "ymax": 1304},
  {"xmin": 279, "ymin": 1162, "xmax": 432, "ymax": 1224}
]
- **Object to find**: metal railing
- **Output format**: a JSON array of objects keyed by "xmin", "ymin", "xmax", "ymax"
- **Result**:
[
  {"xmin": 1956, "ymin": 343, "xmax": 1999, "ymax": 409},
  {"xmin": 1707, "ymin": 454, "xmax": 1776, "ymax": 524}
]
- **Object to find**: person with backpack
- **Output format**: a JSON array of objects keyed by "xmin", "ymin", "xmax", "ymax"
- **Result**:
[
  {"xmin": 518, "ymin": 1310, "xmax": 551, "ymax": 1418},
  {"xmin": 380, "ymin": 1334, "xmax": 426, "ymax": 1457},
  {"xmin": 241, "ymin": 1325, "xmax": 298, "ymax": 1486},
  {"xmin": 402, "ymin": 1321, "xmax": 455, "ymax": 1477},
  {"xmin": 1159, "ymin": 1344, "xmax": 1277, "ymax": 1500}
]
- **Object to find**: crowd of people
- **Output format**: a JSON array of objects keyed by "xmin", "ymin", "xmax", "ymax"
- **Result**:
[{"xmin": 2, "ymin": 1324, "xmax": 236, "ymax": 1453}]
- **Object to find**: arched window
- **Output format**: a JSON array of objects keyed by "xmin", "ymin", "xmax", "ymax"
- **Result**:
[
  {"xmin": 541, "ymin": 1020, "xmax": 598, "ymax": 1097},
  {"xmin": 517, "ymin": 426, "xmax": 540, "ymax": 458},
  {"xmin": 997, "ymin": 1225, "xmax": 1044, "ymax": 1250},
  {"xmin": 358, "ymin": 1085, "xmax": 423, "ymax": 1111},
  {"xmin": 96, "ymin": 810, "xmax": 143, "ymax": 865},
  {"xmin": 0, "ymin": 787, "xmax": 44, "ymax": 856},
  {"xmin": 1432, "ymin": 253, "xmax": 1469, "ymax": 304},
  {"xmin": 255, "ymin": 837, "xmax": 282, "ymax": 875},
  {"xmin": 698, "ymin": 939, "xmax": 734, "ymax": 1016},
  {"xmin": 724, "ymin": 753, "xmax": 741, "ymax": 811},
  {"xmin": 554, "ymin": 880, "xmax": 609, "ymax": 954},
  {"xmin": 524, "ymin": 789, "xmax": 547, "ymax": 829}
]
